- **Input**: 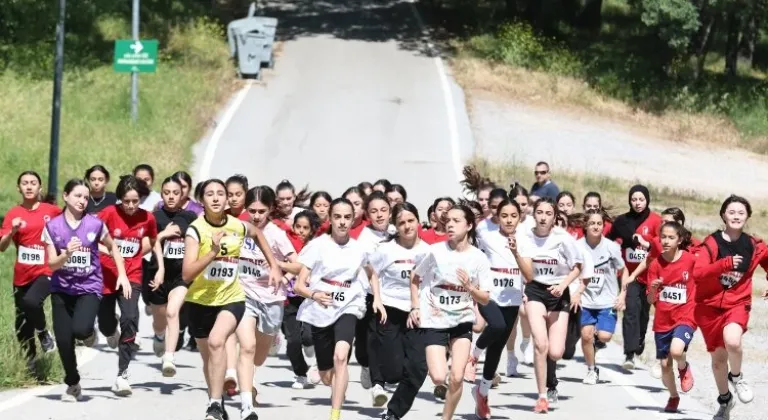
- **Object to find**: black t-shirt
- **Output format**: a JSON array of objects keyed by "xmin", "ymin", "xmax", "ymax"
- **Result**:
[
  {"xmin": 86, "ymin": 192, "xmax": 118, "ymax": 214},
  {"xmin": 144, "ymin": 207, "xmax": 198, "ymax": 283},
  {"xmin": 713, "ymin": 230, "xmax": 754, "ymax": 272}
]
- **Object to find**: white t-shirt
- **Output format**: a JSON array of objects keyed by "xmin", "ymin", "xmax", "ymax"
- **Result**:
[
  {"xmin": 296, "ymin": 234, "xmax": 370, "ymax": 328},
  {"xmin": 238, "ymin": 222, "xmax": 296, "ymax": 304},
  {"xmin": 519, "ymin": 216, "xmax": 535, "ymax": 231},
  {"xmin": 140, "ymin": 191, "xmax": 163, "ymax": 212},
  {"xmin": 524, "ymin": 226, "xmax": 582, "ymax": 286},
  {"xmin": 414, "ymin": 242, "xmax": 492, "ymax": 329},
  {"xmin": 368, "ymin": 239, "xmax": 431, "ymax": 312},
  {"xmin": 477, "ymin": 229, "xmax": 533, "ymax": 307},
  {"xmin": 476, "ymin": 218, "xmax": 499, "ymax": 235},
  {"xmin": 577, "ymin": 237, "xmax": 625, "ymax": 309}
]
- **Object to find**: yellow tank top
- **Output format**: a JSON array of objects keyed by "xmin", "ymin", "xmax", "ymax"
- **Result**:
[{"xmin": 185, "ymin": 215, "xmax": 247, "ymax": 306}]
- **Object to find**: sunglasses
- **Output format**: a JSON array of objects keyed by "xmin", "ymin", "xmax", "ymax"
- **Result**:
[{"xmin": 534, "ymin": 170, "xmax": 548, "ymax": 175}]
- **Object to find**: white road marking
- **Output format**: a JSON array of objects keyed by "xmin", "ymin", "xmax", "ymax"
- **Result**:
[
  {"xmin": 198, "ymin": 82, "xmax": 254, "ymax": 180},
  {"xmin": 406, "ymin": 0, "xmax": 463, "ymax": 184},
  {"xmin": 599, "ymin": 365, "xmax": 670, "ymax": 420},
  {"xmin": 0, "ymin": 347, "xmax": 98, "ymax": 413}
]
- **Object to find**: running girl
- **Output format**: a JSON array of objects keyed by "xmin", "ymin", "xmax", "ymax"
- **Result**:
[
  {"xmin": 408, "ymin": 204, "xmax": 492, "ymax": 420},
  {"xmin": 225, "ymin": 175, "xmax": 249, "ymax": 218},
  {"xmin": 693, "ymin": 195, "xmax": 768, "ymax": 420},
  {"xmin": 460, "ymin": 165, "xmax": 495, "ymax": 219},
  {"xmin": 469, "ymin": 199, "xmax": 533, "ymax": 419},
  {"xmin": 419, "ymin": 197, "xmax": 455, "ymax": 244},
  {"xmin": 575, "ymin": 210, "xmax": 627, "ymax": 385},
  {"xmin": 84, "ymin": 165, "xmax": 118, "ymax": 214},
  {"xmin": 583, "ymin": 192, "xmax": 612, "ymax": 236},
  {"xmin": 159, "ymin": 171, "xmax": 204, "ymax": 216},
  {"xmin": 310, "ymin": 191, "xmax": 332, "ymax": 236},
  {"xmin": 236, "ymin": 186, "xmax": 299, "ymax": 419},
  {"xmin": 146, "ymin": 176, "xmax": 198, "ymax": 376},
  {"xmin": 181, "ymin": 179, "xmax": 282, "ymax": 420},
  {"xmin": 370, "ymin": 202, "xmax": 431, "ymax": 419},
  {"xmin": 294, "ymin": 197, "xmax": 387, "ymax": 420},
  {"xmin": 385, "ymin": 184, "xmax": 408, "ymax": 206},
  {"xmin": 607, "ymin": 184, "xmax": 661, "ymax": 370},
  {"xmin": 523, "ymin": 197, "xmax": 582, "ymax": 413},
  {"xmin": 476, "ymin": 188, "xmax": 508, "ymax": 234},
  {"xmin": 133, "ymin": 164, "xmax": 162, "ymax": 211},
  {"xmin": 0, "ymin": 171, "xmax": 60, "ymax": 368},
  {"xmin": 43, "ymin": 179, "xmax": 131, "ymax": 402},
  {"xmin": 342, "ymin": 187, "xmax": 369, "ymax": 239},
  {"xmin": 274, "ymin": 180, "xmax": 310, "ymax": 230},
  {"xmin": 508, "ymin": 182, "xmax": 534, "ymax": 367},
  {"xmin": 97, "ymin": 175, "xmax": 159, "ymax": 396},
  {"xmin": 647, "ymin": 222, "xmax": 697, "ymax": 413}
]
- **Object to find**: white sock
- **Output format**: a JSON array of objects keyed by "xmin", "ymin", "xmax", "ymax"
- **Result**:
[
  {"xmin": 155, "ymin": 332, "xmax": 165, "ymax": 340},
  {"xmin": 479, "ymin": 378, "xmax": 492, "ymax": 396},
  {"xmin": 472, "ymin": 346, "xmax": 484, "ymax": 359},
  {"xmin": 522, "ymin": 338, "xmax": 530, "ymax": 345},
  {"xmin": 225, "ymin": 368, "xmax": 237, "ymax": 379},
  {"xmin": 209, "ymin": 398, "xmax": 218, "ymax": 406},
  {"xmin": 240, "ymin": 392, "xmax": 253, "ymax": 411},
  {"xmin": 163, "ymin": 351, "xmax": 174, "ymax": 360}
]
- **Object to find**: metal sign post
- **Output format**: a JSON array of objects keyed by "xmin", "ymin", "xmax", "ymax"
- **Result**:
[{"xmin": 47, "ymin": 0, "xmax": 66, "ymax": 202}]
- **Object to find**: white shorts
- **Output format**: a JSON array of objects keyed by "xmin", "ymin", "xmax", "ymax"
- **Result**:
[{"xmin": 244, "ymin": 298, "xmax": 284, "ymax": 336}]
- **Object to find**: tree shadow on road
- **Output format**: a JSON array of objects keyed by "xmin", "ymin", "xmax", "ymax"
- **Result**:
[
  {"xmin": 252, "ymin": 0, "xmax": 441, "ymax": 58},
  {"xmin": 292, "ymin": 396, "xmax": 382, "ymax": 417}
]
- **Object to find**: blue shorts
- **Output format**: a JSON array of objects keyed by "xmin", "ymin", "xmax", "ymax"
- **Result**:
[
  {"xmin": 654, "ymin": 325, "xmax": 695, "ymax": 359},
  {"xmin": 580, "ymin": 308, "xmax": 617, "ymax": 334}
]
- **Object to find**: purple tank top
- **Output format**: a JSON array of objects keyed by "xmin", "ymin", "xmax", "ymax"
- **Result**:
[{"xmin": 46, "ymin": 214, "xmax": 105, "ymax": 297}]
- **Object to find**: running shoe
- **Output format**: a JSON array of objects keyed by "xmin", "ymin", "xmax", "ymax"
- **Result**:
[
  {"xmin": 491, "ymin": 373, "xmax": 502, "ymax": 388},
  {"xmin": 107, "ymin": 315, "xmax": 120, "ymax": 349},
  {"xmin": 521, "ymin": 340, "xmax": 533, "ymax": 365},
  {"xmin": 371, "ymin": 384, "xmax": 388, "ymax": 407},
  {"xmin": 112, "ymin": 371, "xmax": 132, "ymax": 397},
  {"xmin": 650, "ymin": 360, "xmax": 662, "ymax": 379},
  {"xmin": 360, "ymin": 367, "xmax": 372, "ymax": 389},
  {"xmin": 713, "ymin": 396, "xmax": 735, "ymax": 420},
  {"xmin": 224, "ymin": 371, "xmax": 238, "ymax": 397},
  {"xmin": 433, "ymin": 383, "xmax": 447, "ymax": 401},
  {"xmin": 38, "ymin": 330, "xmax": 56, "ymax": 353},
  {"xmin": 61, "ymin": 384, "xmax": 82, "ymax": 402},
  {"xmin": 268, "ymin": 333, "xmax": 281, "ymax": 356},
  {"xmin": 380, "ymin": 412, "xmax": 401, "ymax": 420},
  {"xmin": 547, "ymin": 388, "xmax": 559, "ymax": 405},
  {"xmin": 679, "ymin": 364, "xmax": 694, "ymax": 393},
  {"xmin": 161, "ymin": 353, "xmax": 176, "ymax": 377},
  {"xmin": 664, "ymin": 396, "xmax": 680, "ymax": 413},
  {"xmin": 291, "ymin": 376, "xmax": 310, "ymax": 389},
  {"xmin": 205, "ymin": 401, "xmax": 226, "ymax": 420},
  {"xmin": 729, "ymin": 373, "xmax": 754, "ymax": 403},
  {"xmin": 622, "ymin": 355, "xmax": 635, "ymax": 370},
  {"xmin": 533, "ymin": 397, "xmax": 549, "ymax": 414},
  {"xmin": 506, "ymin": 352, "xmax": 519, "ymax": 377},
  {"xmin": 464, "ymin": 355, "xmax": 478, "ymax": 382},
  {"xmin": 472, "ymin": 385, "xmax": 490, "ymax": 419},
  {"xmin": 82, "ymin": 330, "xmax": 98, "ymax": 348},
  {"xmin": 240, "ymin": 408, "xmax": 258, "ymax": 420},
  {"xmin": 583, "ymin": 368, "xmax": 599, "ymax": 385},
  {"xmin": 152, "ymin": 335, "xmax": 165, "ymax": 357}
]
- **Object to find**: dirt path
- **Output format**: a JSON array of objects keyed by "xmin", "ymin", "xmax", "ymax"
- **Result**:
[{"xmin": 469, "ymin": 90, "xmax": 768, "ymax": 199}]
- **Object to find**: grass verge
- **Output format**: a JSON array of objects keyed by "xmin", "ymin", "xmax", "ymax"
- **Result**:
[{"xmin": 0, "ymin": 17, "xmax": 237, "ymax": 389}]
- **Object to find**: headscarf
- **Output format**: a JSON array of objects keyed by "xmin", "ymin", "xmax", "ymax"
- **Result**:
[{"xmin": 608, "ymin": 184, "xmax": 651, "ymax": 249}]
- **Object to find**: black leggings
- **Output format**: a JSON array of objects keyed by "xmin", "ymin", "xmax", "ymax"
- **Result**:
[
  {"xmin": 354, "ymin": 294, "xmax": 374, "ymax": 368},
  {"xmin": 623, "ymin": 281, "xmax": 650, "ymax": 357},
  {"xmin": 476, "ymin": 302, "xmax": 520, "ymax": 381},
  {"xmin": 51, "ymin": 293, "xmax": 101, "ymax": 386},
  {"xmin": 13, "ymin": 276, "xmax": 51, "ymax": 360},
  {"xmin": 383, "ymin": 308, "xmax": 429, "ymax": 419},
  {"xmin": 98, "ymin": 285, "xmax": 141, "ymax": 375},
  {"xmin": 281, "ymin": 296, "xmax": 313, "ymax": 377}
]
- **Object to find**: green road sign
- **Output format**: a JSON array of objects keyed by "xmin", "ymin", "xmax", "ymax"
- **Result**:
[{"xmin": 113, "ymin": 39, "xmax": 158, "ymax": 73}]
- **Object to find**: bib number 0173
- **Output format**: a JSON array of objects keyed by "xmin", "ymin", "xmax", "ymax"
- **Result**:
[{"xmin": 439, "ymin": 295, "xmax": 461, "ymax": 305}]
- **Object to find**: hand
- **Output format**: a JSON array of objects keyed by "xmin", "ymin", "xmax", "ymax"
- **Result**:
[
  {"xmin": 507, "ymin": 234, "xmax": 518, "ymax": 253},
  {"xmin": 211, "ymin": 231, "xmax": 225, "ymax": 253},
  {"xmin": 548, "ymin": 283, "xmax": 566, "ymax": 297},
  {"xmin": 161, "ymin": 223, "xmax": 181, "ymax": 239},
  {"xmin": 312, "ymin": 291, "xmax": 333, "ymax": 308},
  {"xmin": 407, "ymin": 308, "xmax": 420, "ymax": 329},
  {"xmin": 633, "ymin": 234, "xmax": 649, "ymax": 249},
  {"xmin": 570, "ymin": 290, "xmax": 581, "ymax": 310},
  {"xmin": 614, "ymin": 292, "xmax": 626, "ymax": 311},
  {"xmin": 150, "ymin": 269, "xmax": 164, "ymax": 291},
  {"xmin": 732, "ymin": 254, "xmax": 743, "ymax": 268},
  {"xmin": 522, "ymin": 293, "xmax": 528, "ymax": 304},
  {"xmin": 116, "ymin": 275, "xmax": 132, "ymax": 299},
  {"xmin": 650, "ymin": 278, "xmax": 663, "ymax": 289},
  {"xmin": 66, "ymin": 237, "xmax": 82, "ymax": 254},
  {"xmin": 11, "ymin": 217, "xmax": 25, "ymax": 233},
  {"xmin": 762, "ymin": 289, "xmax": 768, "ymax": 300},
  {"xmin": 456, "ymin": 268, "xmax": 472, "ymax": 290},
  {"xmin": 268, "ymin": 266, "xmax": 283, "ymax": 291},
  {"xmin": 373, "ymin": 299, "xmax": 388, "ymax": 324}
]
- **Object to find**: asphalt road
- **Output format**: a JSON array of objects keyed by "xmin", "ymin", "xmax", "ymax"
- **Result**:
[{"xmin": 0, "ymin": 0, "xmax": 717, "ymax": 419}]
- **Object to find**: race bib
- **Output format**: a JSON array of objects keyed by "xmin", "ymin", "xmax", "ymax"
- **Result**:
[
  {"xmin": 163, "ymin": 239, "xmax": 185, "ymax": 259},
  {"xmin": 493, "ymin": 277, "xmax": 514, "ymax": 288},
  {"xmin": 491, "ymin": 267, "xmax": 519, "ymax": 290},
  {"xmin": 625, "ymin": 248, "xmax": 647, "ymax": 263},
  {"xmin": 719, "ymin": 271, "xmax": 743, "ymax": 289},
  {"xmin": 115, "ymin": 239, "xmax": 140, "ymax": 258},
  {"xmin": 204, "ymin": 258, "xmax": 238, "ymax": 282},
  {"xmin": 432, "ymin": 285, "xmax": 468, "ymax": 311},
  {"xmin": 64, "ymin": 251, "xmax": 91, "ymax": 269},
  {"xmin": 18, "ymin": 245, "xmax": 44, "ymax": 265},
  {"xmin": 659, "ymin": 286, "xmax": 687, "ymax": 304},
  {"xmin": 587, "ymin": 274, "xmax": 604, "ymax": 291},
  {"xmin": 315, "ymin": 278, "xmax": 352, "ymax": 307},
  {"xmin": 239, "ymin": 259, "xmax": 265, "ymax": 279},
  {"xmin": 532, "ymin": 261, "xmax": 556, "ymax": 277}
]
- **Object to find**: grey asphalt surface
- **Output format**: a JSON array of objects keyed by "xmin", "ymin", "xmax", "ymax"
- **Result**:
[{"xmin": 0, "ymin": 0, "xmax": 720, "ymax": 419}]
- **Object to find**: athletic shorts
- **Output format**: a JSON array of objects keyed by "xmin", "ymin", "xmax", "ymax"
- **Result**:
[
  {"xmin": 245, "ymin": 298, "xmax": 284, "ymax": 336},
  {"xmin": 524, "ymin": 281, "xmax": 570, "ymax": 312},
  {"xmin": 310, "ymin": 313, "xmax": 358, "ymax": 371},
  {"xmin": 420, "ymin": 322, "xmax": 473, "ymax": 347},
  {"xmin": 694, "ymin": 304, "xmax": 750, "ymax": 352},
  {"xmin": 187, "ymin": 301, "xmax": 245, "ymax": 339},
  {"xmin": 145, "ymin": 275, "xmax": 188, "ymax": 306},
  {"xmin": 654, "ymin": 325, "xmax": 695, "ymax": 359},
  {"xmin": 580, "ymin": 307, "xmax": 618, "ymax": 333}
]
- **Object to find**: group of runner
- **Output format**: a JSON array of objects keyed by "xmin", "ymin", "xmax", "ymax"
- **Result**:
[{"xmin": 2, "ymin": 161, "xmax": 767, "ymax": 420}]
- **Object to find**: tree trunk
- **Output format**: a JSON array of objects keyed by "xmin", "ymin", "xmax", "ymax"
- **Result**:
[
  {"xmin": 739, "ymin": 16, "xmax": 758, "ymax": 68},
  {"xmin": 724, "ymin": 10, "xmax": 741, "ymax": 78},
  {"xmin": 693, "ymin": 14, "xmax": 716, "ymax": 80}
]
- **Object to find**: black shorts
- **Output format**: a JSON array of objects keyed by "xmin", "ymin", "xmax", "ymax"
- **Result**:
[
  {"xmin": 524, "ymin": 281, "xmax": 570, "ymax": 312},
  {"xmin": 145, "ymin": 275, "xmax": 188, "ymax": 306},
  {"xmin": 310, "ymin": 314, "xmax": 358, "ymax": 371},
  {"xmin": 420, "ymin": 322, "xmax": 473, "ymax": 347},
  {"xmin": 187, "ymin": 301, "xmax": 245, "ymax": 339}
]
